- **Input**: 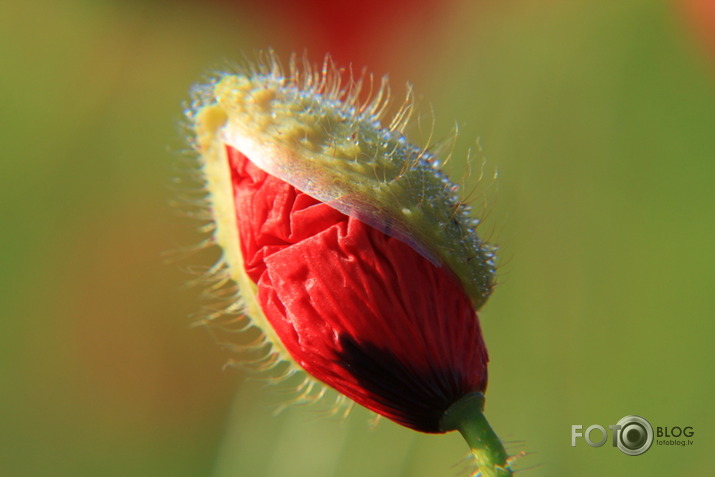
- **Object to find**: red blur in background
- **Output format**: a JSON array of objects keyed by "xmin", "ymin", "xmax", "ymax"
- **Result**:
[
  {"xmin": 677, "ymin": 0, "xmax": 715, "ymax": 68},
  {"xmin": 211, "ymin": 0, "xmax": 460, "ymax": 76}
]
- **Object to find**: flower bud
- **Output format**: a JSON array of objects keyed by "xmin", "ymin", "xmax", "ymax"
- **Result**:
[{"xmin": 187, "ymin": 51, "xmax": 512, "ymax": 476}]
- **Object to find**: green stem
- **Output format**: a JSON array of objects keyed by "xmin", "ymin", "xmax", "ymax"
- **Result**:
[{"xmin": 440, "ymin": 393, "xmax": 512, "ymax": 477}]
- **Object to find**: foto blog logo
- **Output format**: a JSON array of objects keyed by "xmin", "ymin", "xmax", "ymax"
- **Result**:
[
  {"xmin": 571, "ymin": 415, "xmax": 653, "ymax": 456},
  {"xmin": 571, "ymin": 415, "xmax": 695, "ymax": 456}
]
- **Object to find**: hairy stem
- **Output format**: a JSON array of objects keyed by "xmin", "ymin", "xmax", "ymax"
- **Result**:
[{"xmin": 440, "ymin": 393, "xmax": 512, "ymax": 477}]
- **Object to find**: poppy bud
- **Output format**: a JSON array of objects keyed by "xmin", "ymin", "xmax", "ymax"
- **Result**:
[{"xmin": 187, "ymin": 51, "xmax": 513, "ymax": 476}]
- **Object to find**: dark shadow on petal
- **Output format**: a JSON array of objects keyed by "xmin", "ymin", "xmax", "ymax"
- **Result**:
[{"xmin": 335, "ymin": 334, "xmax": 476, "ymax": 433}]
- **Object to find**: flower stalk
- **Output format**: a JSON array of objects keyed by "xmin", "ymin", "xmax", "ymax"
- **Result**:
[{"xmin": 441, "ymin": 393, "xmax": 512, "ymax": 477}]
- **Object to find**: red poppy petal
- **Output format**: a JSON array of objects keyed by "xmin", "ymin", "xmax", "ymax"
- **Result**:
[
  {"xmin": 228, "ymin": 143, "xmax": 345, "ymax": 283},
  {"xmin": 227, "ymin": 144, "xmax": 488, "ymax": 432}
]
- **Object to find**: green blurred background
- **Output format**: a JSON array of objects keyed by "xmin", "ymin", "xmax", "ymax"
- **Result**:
[{"xmin": 2, "ymin": 0, "xmax": 714, "ymax": 476}]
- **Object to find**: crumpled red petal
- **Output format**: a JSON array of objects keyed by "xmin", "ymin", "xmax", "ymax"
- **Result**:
[{"xmin": 228, "ymin": 145, "xmax": 489, "ymax": 433}]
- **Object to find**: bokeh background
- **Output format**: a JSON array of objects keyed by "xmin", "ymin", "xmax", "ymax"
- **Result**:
[{"xmin": 2, "ymin": 0, "xmax": 714, "ymax": 476}]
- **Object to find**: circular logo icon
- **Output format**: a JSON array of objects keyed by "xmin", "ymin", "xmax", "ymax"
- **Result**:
[{"xmin": 615, "ymin": 415, "xmax": 653, "ymax": 456}]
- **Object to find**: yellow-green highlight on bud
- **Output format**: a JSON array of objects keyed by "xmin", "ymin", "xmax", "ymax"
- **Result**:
[
  {"xmin": 190, "ymin": 51, "xmax": 496, "ymax": 309},
  {"xmin": 440, "ymin": 393, "xmax": 513, "ymax": 477}
]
